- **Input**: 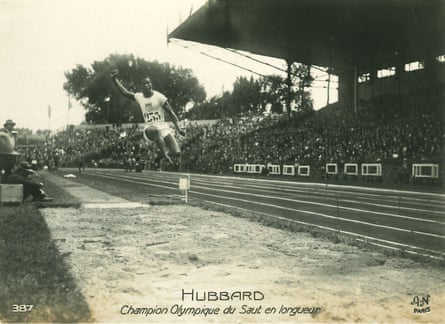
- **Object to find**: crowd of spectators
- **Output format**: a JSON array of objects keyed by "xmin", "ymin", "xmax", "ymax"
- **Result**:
[
  {"xmin": 179, "ymin": 91, "xmax": 443, "ymax": 175},
  {"xmin": 179, "ymin": 108, "xmax": 442, "ymax": 175},
  {"xmin": 17, "ymin": 124, "xmax": 158, "ymax": 171},
  {"xmin": 15, "ymin": 93, "xmax": 443, "ymax": 183}
]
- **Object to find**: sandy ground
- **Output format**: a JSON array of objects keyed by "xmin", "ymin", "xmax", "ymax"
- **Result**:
[{"xmin": 40, "ymin": 178, "xmax": 445, "ymax": 323}]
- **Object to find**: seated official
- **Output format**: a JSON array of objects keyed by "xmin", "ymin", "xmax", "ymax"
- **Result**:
[{"xmin": 4, "ymin": 161, "xmax": 52, "ymax": 202}]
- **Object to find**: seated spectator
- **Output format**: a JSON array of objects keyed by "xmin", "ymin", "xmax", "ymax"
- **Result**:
[{"xmin": 3, "ymin": 161, "xmax": 53, "ymax": 202}]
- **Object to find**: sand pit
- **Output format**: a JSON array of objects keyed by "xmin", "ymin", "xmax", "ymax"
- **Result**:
[{"xmin": 42, "ymin": 203, "xmax": 445, "ymax": 323}]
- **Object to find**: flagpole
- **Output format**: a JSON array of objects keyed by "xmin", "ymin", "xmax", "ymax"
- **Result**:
[
  {"xmin": 48, "ymin": 104, "xmax": 51, "ymax": 137},
  {"xmin": 67, "ymin": 96, "xmax": 71, "ymax": 130}
]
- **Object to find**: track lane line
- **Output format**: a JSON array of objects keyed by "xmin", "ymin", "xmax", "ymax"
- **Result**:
[
  {"xmin": 189, "ymin": 178, "xmax": 445, "ymax": 216},
  {"xmin": 199, "ymin": 200, "xmax": 445, "ymax": 260},
  {"xmin": 91, "ymin": 171, "xmax": 445, "ymax": 226},
  {"xmin": 187, "ymin": 182, "xmax": 445, "ymax": 225},
  {"xmin": 190, "ymin": 190, "xmax": 445, "ymax": 239}
]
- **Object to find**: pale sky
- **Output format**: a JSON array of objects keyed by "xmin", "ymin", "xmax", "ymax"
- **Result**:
[{"xmin": 0, "ymin": 0, "xmax": 335, "ymax": 132}]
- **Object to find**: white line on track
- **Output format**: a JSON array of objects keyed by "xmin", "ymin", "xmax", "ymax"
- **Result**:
[
  {"xmin": 88, "ymin": 168, "xmax": 445, "ymax": 199},
  {"xmin": 92, "ymin": 169, "xmax": 445, "ymax": 208},
  {"xmin": 191, "ymin": 190, "xmax": 445, "ymax": 239},
  {"xmin": 156, "ymin": 171, "xmax": 445, "ymax": 199},
  {"xmin": 134, "ymin": 171, "xmax": 445, "ymax": 210},
  {"xmin": 95, "ymin": 173, "xmax": 176, "ymax": 191},
  {"xmin": 92, "ymin": 171, "xmax": 445, "ymax": 225},
  {"xmin": 200, "ymin": 200, "xmax": 445, "ymax": 260},
  {"xmin": 189, "ymin": 178, "xmax": 445, "ymax": 216},
  {"xmin": 188, "ymin": 182, "xmax": 445, "ymax": 225}
]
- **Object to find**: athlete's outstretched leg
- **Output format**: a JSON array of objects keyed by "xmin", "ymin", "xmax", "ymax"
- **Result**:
[
  {"xmin": 164, "ymin": 134, "xmax": 181, "ymax": 171},
  {"xmin": 164, "ymin": 134, "xmax": 180, "ymax": 160}
]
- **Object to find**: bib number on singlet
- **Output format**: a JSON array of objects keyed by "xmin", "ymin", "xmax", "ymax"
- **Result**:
[{"xmin": 144, "ymin": 111, "xmax": 161, "ymax": 123}]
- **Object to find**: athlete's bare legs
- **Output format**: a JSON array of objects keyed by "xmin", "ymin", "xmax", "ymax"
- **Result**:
[
  {"xmin": 146, "ymin": 127, "xmax": 181, "ymax": 163},
  {"xmin": 145, "ymin": 127, "xmax": 173, "ymax": 163},
  {"xmin": 164, "ymin": 134, "xmax": 180, "ymax": 160},
  {"xmin": 164, "ymin": 133, "xmax": 182, "ymax": 171}
]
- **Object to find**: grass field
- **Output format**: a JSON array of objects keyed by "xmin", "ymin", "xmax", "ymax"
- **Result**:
[
  {"xmin": 0, "ymin": 176, "xmax": 91, "ymax": 323},
  {"xmin": 53, "ymin": 170, "xmax": 186, "ymax": 205},
  {"xmin": 29, "ymin": 171, "xmax": 82, "ymax": 209}
]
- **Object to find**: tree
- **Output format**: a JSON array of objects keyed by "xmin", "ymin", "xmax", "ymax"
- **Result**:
[
  {"xmin": 259, "ymin": 75, "xmax": 288, "ymax": 114},
  {"xmin": 257, "ymin": 63, "xmax": 314, "ymax": 119},
  {"xmin": 230, "ymin": 76, "xmax": 262, "ymax": 116},
  {"xmin": 290, "ymin": 63, "xmax": 314, "ymax": 114},
  {"xmin": 184, "ymin": 96, "xmax": 222, "ymax": 120},
  {"xmin": 189, "ymin": 75, "xmax": 284, "ymax": 120},
  {"xmin": 63, "ymin": 54, "xmax": 206, "ymax": 124},
  {"xmin": 184, "ymin": 90, "xmax": 236, "ymax": 120}
]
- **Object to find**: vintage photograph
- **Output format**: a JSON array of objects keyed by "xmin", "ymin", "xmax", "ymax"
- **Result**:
[{"xmin": 0, "ymin": 0, "xmax": 444, "ymax": 323}]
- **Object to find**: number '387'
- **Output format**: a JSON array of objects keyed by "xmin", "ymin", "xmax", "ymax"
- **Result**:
[{"xmin": 12, "ymin": 304, "xmax": 33, "ymax": 312}]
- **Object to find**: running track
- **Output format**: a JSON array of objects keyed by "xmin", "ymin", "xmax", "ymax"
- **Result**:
[{"xmin": 71, "ymin": 169, "xmax": 445, "ymax": 260}]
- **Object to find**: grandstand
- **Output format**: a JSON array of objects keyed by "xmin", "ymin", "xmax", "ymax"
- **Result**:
[{"xmin": 168, "ymin": 0, "xmax": 444, "ymax": 187}]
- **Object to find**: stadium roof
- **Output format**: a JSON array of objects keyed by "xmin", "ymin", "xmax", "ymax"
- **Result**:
[{"xmin": 169, "ymin": 0, "xmax": 445, "ymax": 73}]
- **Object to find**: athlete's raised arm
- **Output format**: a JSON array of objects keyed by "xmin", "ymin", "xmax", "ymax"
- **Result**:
[{"xmin": 110, "ymin": 69, "xmax": 135, "ymax": 100}]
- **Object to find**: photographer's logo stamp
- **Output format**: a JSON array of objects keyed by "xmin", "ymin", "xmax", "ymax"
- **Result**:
[{"xmin": 411, "ymin": 295, "xmax": 431, "ymax": 314}]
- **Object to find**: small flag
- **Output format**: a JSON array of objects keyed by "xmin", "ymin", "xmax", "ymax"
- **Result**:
[{"xmin": 48, "ymin": 105, "xmax": 51, "ymax": 118}]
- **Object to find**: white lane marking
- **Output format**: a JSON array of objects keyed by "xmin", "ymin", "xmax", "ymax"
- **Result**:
[
  {"xmin": 355, "ymin": 240, "xmax": 445, "ymax": 260},
  {"xmin": 126, "ymin": 170, "xmax": 445, "ymax": 209},
  {"xmin": 92, "ymin": 171, "xmax": 445, "ymax": 225},
  {"xmin": 340, "ymin": 198, "xmax": 445, "ymax": 215},
  {"xmin": 198, "ymin": 179, "xmax": 445, "ymax": 206},
  {"xmin": 190, "ymin": 178, "xmax": 445, "ymax": 215},
  {"xmin": 191, "ymin": 190, "xmax": 445, "ymax": 239},
  {"xmin": 200, "ymin": 200, "xmax": 445, "ymax": 259},
  {"xmin": 137, "ymin": 169, "xmax": 445, "ymax": 199},
  {"xmin": 187, "ymin": 182, "xmax": 445, "ymax": 225},
  {"xmin": 92, "ymin": 169, "xmax": 445, "ymax": 208},
  {"xmin": 82, "ymin": 202, "xmax": 149, "ymax": 209},
  {"xmin": 93, "ymin": 173, "xmax": 177, "ymax": 191}
]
